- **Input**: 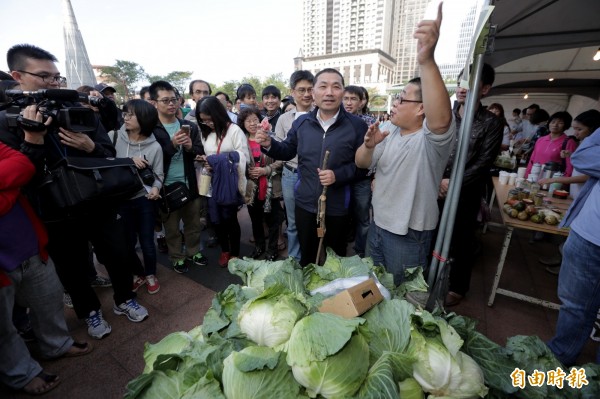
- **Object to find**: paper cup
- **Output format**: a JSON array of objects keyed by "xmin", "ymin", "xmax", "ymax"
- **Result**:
[
  {"xmin": 499, "ymin": 173, "xmax": 509, "ymax": 185},
  {"xmin": 517, "ymin": 167, "xmax": 527, "ymax": 178},
  {"xmin": 508, "ymin": 173, "xmax": 517, "ymax": 185}
]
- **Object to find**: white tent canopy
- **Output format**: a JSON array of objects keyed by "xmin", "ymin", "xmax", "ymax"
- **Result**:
[{"xmin": 483, "ymin": 0, "xmax": 600, "ymax": 113}]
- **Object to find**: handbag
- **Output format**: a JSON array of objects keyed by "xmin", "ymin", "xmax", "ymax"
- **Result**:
[
  {"xmin": 39, "ymin": 156, "xmax": 143, "ymax": 209},
  {"xmin": 160, "ymin": 182, "xmax": 192, "ymax": 213}
]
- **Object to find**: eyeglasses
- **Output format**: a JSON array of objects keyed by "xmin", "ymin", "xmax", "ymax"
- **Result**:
[
  {"xmin": 18, "ymin": 70, "xmax": 66, "ymax": 85},
  {"xmin": 122, "ymin": 112, "xmax": 135, "ymax": 120},
  {"xmin": 200, "ymin": 119, "xmax": 214, "ymax": 126},
  {"xmin": 394, "ymin": 96, "xmax": 422, "ymax": 105},
  {"xmin": 193, "ymin": 90, "xmax": 210, "ymax": 96},
  {"xmin": 155, "ymin": 98, "xmax": 179, "ymax": 105},
  {"xmin": 245, "ymin": 119, "xmax": 259, "ymax": 126},
  {"xmin": 294, "ymin": 87, "xmax": 313, "ymax": 95}
]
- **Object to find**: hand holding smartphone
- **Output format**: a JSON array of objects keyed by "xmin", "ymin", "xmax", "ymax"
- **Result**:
[{"xmin": 181, "ymin": 125, "xmax": 190, "ymax": 136}]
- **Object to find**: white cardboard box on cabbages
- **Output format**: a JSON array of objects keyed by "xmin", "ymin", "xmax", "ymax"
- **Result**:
[{"xmin": 318, "ymin": 278, "xmax": 383, "ymax": 318}]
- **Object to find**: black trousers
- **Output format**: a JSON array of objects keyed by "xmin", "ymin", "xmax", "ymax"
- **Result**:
[
  {"xmin": 213, "ymin": 207, "xmax": 241, "ymax": 257},
  {"xmin": 295, "ymin": 206, "xmax": 349, "ymax": 266},
  {"xmin": 247, "ymin": 198, "xmax": 281, "ymax": 254},
  {"xmin": 46, "ymin": 208, "xmax": 135, "ymax": 319},
  {"xmin": 438, "ymin": 184, "xmax": 482, "ymax": 296}
]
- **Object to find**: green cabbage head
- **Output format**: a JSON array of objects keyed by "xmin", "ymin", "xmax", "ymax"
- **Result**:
[
  {"xmin": 238, "ymin": 290, "xmax": 306, "ymax": 348},
  {"xmin": 286, "ymin": 312, "xmax": 369, "ymax": 398},
  {"xmin": 409, "ymin": 329, "xmax": 488, "ymax": 399}
]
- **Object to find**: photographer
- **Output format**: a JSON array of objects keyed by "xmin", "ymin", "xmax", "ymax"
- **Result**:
[{"xmin": 0, "ymin": 44, "xmax": 148, "ymax": 340}]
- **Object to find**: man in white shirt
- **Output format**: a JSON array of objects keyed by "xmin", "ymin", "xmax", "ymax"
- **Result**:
[{"xmin": 355, "ymin": 4, "xmax": 455, "ymax": 284}]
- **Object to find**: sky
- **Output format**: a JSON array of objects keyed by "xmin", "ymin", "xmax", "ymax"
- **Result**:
[{"xmin": 0, "ymin": 0, "xmax": 482, "ymax": 87}]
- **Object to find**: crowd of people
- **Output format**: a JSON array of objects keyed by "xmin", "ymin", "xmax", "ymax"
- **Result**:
[{"xmin": 1, "ymin": 4, "xmax": 599, "ymax": 395}]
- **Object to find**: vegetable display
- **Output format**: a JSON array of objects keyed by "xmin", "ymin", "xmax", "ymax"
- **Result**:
[{"xmin": 125, "ymin": 249, "xmax": 599, "ymax": 398}]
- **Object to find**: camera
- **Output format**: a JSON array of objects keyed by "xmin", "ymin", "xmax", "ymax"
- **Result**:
[
  {"xmin": 138, "ymin": 166, "xmax": 155, "ymax": 186},
  {"xmin": 2, "ymin": 89, "xmax": 98, "ymax": 133}
]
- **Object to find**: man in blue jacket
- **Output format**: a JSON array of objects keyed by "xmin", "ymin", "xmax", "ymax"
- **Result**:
[
  {"xmin": 255, "ymin": 68, "xmax": 367, "ymax": 266},
  {"xmin": 548, "ymin": 127, "xmax": 600, "ymax": 366}
]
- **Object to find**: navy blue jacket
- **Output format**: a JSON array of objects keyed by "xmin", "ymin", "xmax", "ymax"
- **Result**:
[{"xmin": 264, "ymin": 107, "xmax": 367, "ymax": 216}]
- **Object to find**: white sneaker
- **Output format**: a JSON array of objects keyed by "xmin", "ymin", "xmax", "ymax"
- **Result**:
[
  {"xmin": 113, "ymin": 298, "xmax": 149, "ymax": 322},
  {"xmin": 85, "ymin": 310, "xmax": 111, "ymax": 339}
]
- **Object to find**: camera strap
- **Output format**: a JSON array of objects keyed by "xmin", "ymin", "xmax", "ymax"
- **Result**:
[{"xmin": 16, "ymin": 115, "xmax": 47, "ymax": 132}]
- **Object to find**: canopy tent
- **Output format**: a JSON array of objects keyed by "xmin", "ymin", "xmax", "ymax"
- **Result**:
[
  {"xmin": 426, "ymin": 0, "xmax": 600, "ymax": 309},
  {"xmin": 486, "ymin": 0, "xmax": 600, "ymax": 103}
]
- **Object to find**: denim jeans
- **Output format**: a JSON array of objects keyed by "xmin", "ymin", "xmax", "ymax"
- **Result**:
[
  {"xmin": 0, "ymin": 255, "xmax": 73, "ymax": 389},
  {"xmin": 352, "ymin": 178, "xmax": 372, "ymax": 257},
  {"xmin": 120, "ymin": 196, "xmax": 158, "ymax": 276},
  {"xmin": 547, "ymin": 230, "xmax": 600, "ymax": 366},
  {"xmin": 366, "ymin": 223, "xmax": 433, "ymax": 285},
  {"xmin": 282, "ymin": 167, "xmax": 300, "ymax": 261}
]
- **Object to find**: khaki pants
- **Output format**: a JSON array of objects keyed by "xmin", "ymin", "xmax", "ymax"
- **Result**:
[{"xmin": 160, "ymin": 197, "xmax": 203, "ymax": 263}]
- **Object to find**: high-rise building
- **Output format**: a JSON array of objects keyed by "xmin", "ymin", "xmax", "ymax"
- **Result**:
[
  {"xmin": 62, "ymin": 0, "xmax": 96, "ymax": 90},
  {"xmin": 298, "ymin": 0, "xmax": 397, "ymax": 92},
  {"xmin": 297, "ymin": 0, "xmax": 431, "ymax": 91},
  {"xmin": 439, "ymin": 3, "xmax": 479, "ymax": 80},
  {"xmin": 390, "ymin": 0, "xmax": 428, "ymax": 85}
]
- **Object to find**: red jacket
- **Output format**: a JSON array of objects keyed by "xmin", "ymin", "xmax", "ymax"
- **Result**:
[{"xmin": 0, "ymin": 143, "xmax": 48, "ymax": 286}]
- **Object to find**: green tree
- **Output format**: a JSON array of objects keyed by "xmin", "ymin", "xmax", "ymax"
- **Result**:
[
  {"xmin": 98, "ymin": 60, "xmax": 147, "ymax": 101},
  {"xmin": 213, "ymin": 74, "xmax": 290, "ymax": 103},
  {"xmin": 148, "ymin": 71, "xmax": 193, "ymax": 98}
]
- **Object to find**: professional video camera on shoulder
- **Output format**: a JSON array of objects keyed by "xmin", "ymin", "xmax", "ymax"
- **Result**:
[{"xmin": 2, "ymin": 89, "xmax": 107, "ymax": 134}]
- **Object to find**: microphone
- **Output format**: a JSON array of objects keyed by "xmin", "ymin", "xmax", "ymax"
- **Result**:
[{"xmin": 5, "ymin": 89, "xmax": 81, "ymax": 102}]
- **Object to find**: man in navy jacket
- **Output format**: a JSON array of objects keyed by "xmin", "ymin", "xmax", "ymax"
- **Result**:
[{"xmin": 255, "ymin": 68, "xmax": 367, "ymax": 266}]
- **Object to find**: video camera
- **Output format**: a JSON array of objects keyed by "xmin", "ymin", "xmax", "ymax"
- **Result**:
[{"xmin": 2, "ymin": 89, "xmax": 108, "ymax": 133}]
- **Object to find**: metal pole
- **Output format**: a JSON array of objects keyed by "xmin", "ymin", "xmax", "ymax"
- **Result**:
[{"xmin": 425, "ymin": 54, "xmax": 486, "ymax": 310}]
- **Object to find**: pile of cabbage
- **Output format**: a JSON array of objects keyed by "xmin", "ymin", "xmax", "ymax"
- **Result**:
[{"xmin": 125, "ymin": 249, "xmax": 599, "ymax": 399}]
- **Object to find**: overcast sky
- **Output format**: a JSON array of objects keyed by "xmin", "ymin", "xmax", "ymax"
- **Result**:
[{"xmin": 0, "ymin": 0, "xmax": 481, "ymax": 86}]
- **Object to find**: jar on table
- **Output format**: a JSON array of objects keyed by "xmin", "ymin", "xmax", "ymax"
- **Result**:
[
  {"xmin": 519, "ymin": 189, "xmax": 530, "ymax": 201},
  {"xmin": 530, "ymin": 182, "xmax": 540, "ymax": 198},
  {"xmin": 534, "ymin": 193, "xmax": 544, "ymax": 206},
  {"xmin": 507, "ymin": 189, "xmax": 519, "ymax": 202}
]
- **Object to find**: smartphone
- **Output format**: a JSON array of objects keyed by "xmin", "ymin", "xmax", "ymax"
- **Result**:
[{"xmin": 181, "ymin": 125, "xmax": 190, "ymax": 136}]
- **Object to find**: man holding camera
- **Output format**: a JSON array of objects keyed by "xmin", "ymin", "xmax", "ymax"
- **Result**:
[{"xmin": 0, "ymin": 44, "xmax": 148, "ymax": 340}]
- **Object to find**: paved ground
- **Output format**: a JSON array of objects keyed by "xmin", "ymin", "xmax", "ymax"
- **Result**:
[{"xmin": 2, "ymin": 207, "xmax": 596, "ymax": 398}]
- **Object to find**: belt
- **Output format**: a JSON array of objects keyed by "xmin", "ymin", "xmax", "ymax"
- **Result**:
[{"xmin": 284, "ymin": 164, "xmax": 298, "ymax": 173}]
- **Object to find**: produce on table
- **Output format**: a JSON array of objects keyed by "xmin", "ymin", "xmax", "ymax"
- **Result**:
[
  {"xmin": 503, "ymin": 200, "xmax": 564, "ymax": 225},
  {"xmin": 124, "ymin": 250, "xmax": 599, "ymax": 399}
]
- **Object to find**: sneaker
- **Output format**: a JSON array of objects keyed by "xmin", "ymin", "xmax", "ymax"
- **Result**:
[
  {"xmin": 188, "ymin": 252, "xmax": 208, "ymax": 266},
  {"xmin": 219, "ymin": 252, "xmax": 231, "ymax": 268},
  {"xmin": 63, "ymin": 293, "xmax": 74, "ymax": 309},
  {"xmin": 173, "ymin": 259, "xmax": 188, "ymax": 274},
  {"xmin": 113, "ymin": 298, "xmax": 149, "ymax": 322},
  {"xmin": 90, "ymin": 275, "xmax": 112, "ymax": 288},
  {"xmin": 156, "ymin": 235, "xmax": 168, "ymax": 253},
  {"xmin": 132, "ymin": 275, "xmax": 146, "ymax": 292},
  {"xmin": 146, "ymin": 275, "xmax": 160, "ymax": 295},
  {"xmin": 85, "ymin": 310, "xmax": 111, "ymax": 339}
]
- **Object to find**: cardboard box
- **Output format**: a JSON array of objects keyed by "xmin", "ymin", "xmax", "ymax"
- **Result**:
[{"xmin": 319, "ymin": 278, "xmax": 384, "ymax": 319}]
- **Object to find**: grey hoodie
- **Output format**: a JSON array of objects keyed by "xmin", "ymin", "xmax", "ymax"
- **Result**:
[{"xmin": 114, "ymin": 127, "xmax": 164, "ymax": 199}]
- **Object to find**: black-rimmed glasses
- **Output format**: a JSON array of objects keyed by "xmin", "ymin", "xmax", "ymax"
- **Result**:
[
  {"xmin": 394, "ymin": 95, "xmax": 422, "ymax": 105},
  {"xmin": 17, "ymin": 70, "xmax": 66, "ymax": 85},
  {"xmin": 156, "ymin": 98, "xmax": 178, "ymax": 105}
]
